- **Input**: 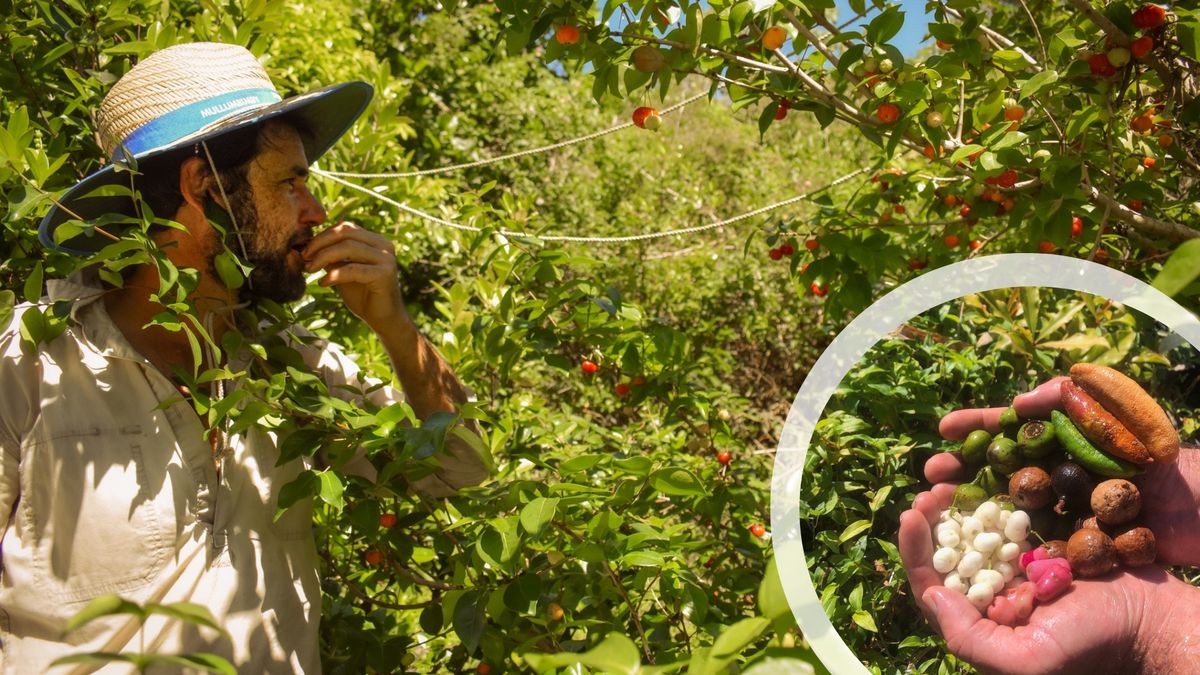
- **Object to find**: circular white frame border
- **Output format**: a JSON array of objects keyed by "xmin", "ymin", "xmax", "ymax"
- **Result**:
[{"xmin": 771, "ymin": 253, "xmax": 1200, "ymax": 673}]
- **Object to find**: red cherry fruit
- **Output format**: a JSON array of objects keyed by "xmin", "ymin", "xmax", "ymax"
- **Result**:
[
  {"xmin": 1071, "ymin": 215, "xmax": 1083, "ymax": 237},
  {"xmin": 810, "ymin": 282, "xmax": 826, "ymax": 296},
  {"xmin": 1158, "ymin": 134, "xmax": 1174, "ymax": 147},
  {"xmin": 1132, "ymin": 4, "xmax": 1166, "ymax": 30},
  {"xmin": 944, "ymin": 234, "xmax": 961, "ymax": 248},
  {"xmin": 581, "ymin": 360, "xmax": 599, "ymax": 374},
  {"xmin": 768, "ymin": 248, "xmax": 784, "ymax": 260},
  {"xmin": 968, "ymin": 239, "xmax": 982, "ymax": 251},
  {"xmin": 614, "ymin": 382, "xmax": 631, "ymax": 397},
  {"xmin": 959, "ymin": 205, "xmax": 972, "ymax": 219},
  {"xmin": 936, "ymin": 39, "xmax": 953, "ymax": 50},
  {"xmin": 1128, "ymin": 199, "xmax": 1144, "ymax": 212},
  {"xmin": 364, "ymin": 549, "xmax": 384, "ymax": 566},
  {"xmin": 997, "ymin": 168, "xmax": 1019, "ymax": 188},
  {"xmin": 1038, "ymin": 240, "xmax": 1056, "ymax": 253},
  {"xmin": 895, "ymin": 204, "xmax": 906, "ymax": 214},
  {"xmin": 717, "ymin": 450, "xmax": 732, "ymax": 465},
  {"xmin": 477, "ymin": 664, "xmax": 493, "ymax": 675},
  {"xmin": 876, "ymin": 103, "xmax": 901, "ymax": 124},
  {"xmin": 908, "ymin": 259, "xmax": 928, "ymax": 270},
  {"xmin": 1143, "ymin": 157, "xmax": 1156, "ymax": 168},
  {"xmin": 555, "ymin": 25, "xmax": 581, "ymax": 45},
  {"xmin": 805, "ymin": 238, "xmax": 819, "ymax": 251},
  {"xmin": 775, "ymin": 99, "xmax": 791, "ymax": 120},
  {"xmin": 750, "ymin": 524, "xmax": 767, "ymax": 538},
  {"xmin": 1131, "ymin": 36, "xmax": 1154, "ymax": 60},
  {"xmin": 1087, "ymin": 53, "xmax": 1116, "ymax": 77},
  {"xmin": 379, "ymin": 513, "xmax": 398, "ymax": 529},
  {"xmin": 778, "ymin": 243, "xmax": 795, "ymax": 256},
  {"xmin": 631, "ymin": 106, "xmax": 659, "ymax": 129},
  {"xmin": 1004, "ymin": 104, "xmax": 1025, "ymax": 122}
]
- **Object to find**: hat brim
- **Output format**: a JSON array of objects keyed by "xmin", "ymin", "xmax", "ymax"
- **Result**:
[{"xmin": 40, "ymin": 80, "xmax": 373, "ymax": 255}]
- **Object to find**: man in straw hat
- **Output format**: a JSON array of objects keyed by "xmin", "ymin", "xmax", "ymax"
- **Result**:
[{"xmin": 0, "ymin": 42, "xmax": 489, "ymax": 671}]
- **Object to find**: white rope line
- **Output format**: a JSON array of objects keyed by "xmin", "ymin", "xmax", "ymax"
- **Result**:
[
  {"xmin": 322, "ymin": 92, "xmax": 711, "ymax": 179},
  {"xmin": 313, "ymin": 166, "xmax": 870, "ymax": 244}
]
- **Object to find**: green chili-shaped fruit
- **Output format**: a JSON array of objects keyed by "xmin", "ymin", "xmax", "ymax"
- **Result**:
[{"xmin": 1050, "ymin": 410, "xmax": 1142, "ymax": 479}]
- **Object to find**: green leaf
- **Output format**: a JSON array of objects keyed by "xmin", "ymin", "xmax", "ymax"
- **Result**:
[
  {"xmin": 1019, "ymin": 70, "xmax": 1058, "ymax": 100},
  {"xmin": 559, "ymin": 454, "xmax": 605, "ymax": 474},
  {"xmin": 138, "ymin": 653, "xmax": 238, "ymax": 675},
  {"xmin": 612, "ymin": 456, "xmax": 653, "ymax": 475},
  {"xmin": 213, "ymin": 250, "xmax": 244, "ymax": 290},
  {"xmin": 758, "ymin": 556, "xmax": 790, "ymax": 620},
  {"xmin": 1151, "ymin": 239, "xmax": 1200, "ymax": 297},
  {"xmin": 275, "ymin": 470, "xmax": 320, "ymax": 513},
  {"xmin": 145, "ymin": 602, "xmax": 228, "ymax": 637},
  {"xmin": 519, "ymin": 497, "xmax": 559, "ymax": 535},
  {"xmin": 452, "ymin": 592, "xmax": 488, "ymax": 655},
  {"xmin": 62, "ymin": 595, "xmax": 146, "ymax": 635},
  {"xmin": 866, "ymin": 8, "xmax": 904, "ymax": 44},
  {"xmin": 0, "ymin": 290, "xmax": 14, "ymax": 330},
  {"xmin": 620, "ymin": 550, "xmax": 665, "ymax": 567},
  {"xmin": 649, "ymin": 467, "xmax": 707, "ymax": 497},
  {"xmin": 1178, "ymin": 20, "xmax": 1200, "ymax": 60},
  {"xmin": 838, "ymin": 519, "xmax": 872, "ymax": 543},
  {"xmin": 50, "ymin": 653, "xmax": 138, "ymax": 668},
  {"xmin": 705, "ymin": 616, "xmax": 771, "ymax": 673},
  {"xmin": 23, "ymin": 261, "xmax": 43, "ymax": 304},
  {"xmin": 317, "ymin": 470, "xmax": 344, "ymax": 509},
  {"xmin": 852, "ymin": 610, "xmax": 879, "ymax": 632},
  {"xmin": 523, "ymin": 632, "xmax": 641, "ymax": 675}
]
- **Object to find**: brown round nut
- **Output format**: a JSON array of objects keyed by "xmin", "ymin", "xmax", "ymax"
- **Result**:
[
  {"xmin": 1113, "ymin": 526, "xmax": 1157, "ymax": 567},
  {"xmin": 1043, "ymin": 539, "xmax": 1069, "ymax": 560},
  {"xmin": 1090, "ymin": 479, "xmax": 1141, "ymax": 525},
  {"xmin": 1009, "ymin": 466, "xmax": 1053, "ymax": 510},
  {"xmin": 1077, "ymin": 516, "xmax": 1112, "ymax": 534},
  {"xmin": 1067, "ymin": 528, "xmax": 1117, "ymax": 577}
]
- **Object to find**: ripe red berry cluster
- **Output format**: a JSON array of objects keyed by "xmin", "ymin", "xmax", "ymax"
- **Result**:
[{"xmin": 767, "ymin": 242, "xmax": 795, "ymax": 260}]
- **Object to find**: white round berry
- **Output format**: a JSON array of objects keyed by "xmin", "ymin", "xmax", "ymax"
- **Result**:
[
  {"xmin": 994, "ymin": 561, "xmax": 1016, "ymax": 583},
  {"xmin": 997, "ymin": 542, "xmax": 1021, "ymax": 562},
  {"xmin": 936, "ymin": 527, "xmax": 961, "ymax": 548},
  {"xmin": 961, "ymin": 516, "xmax": 983, "ymax": 540},
  {"xmin": 974, "ymin": 568, "xmax": 1005, "ymax": 594},
  {"xmin": 943, "ymin": 572, "xmax": 968, "ymax": 594},
  {"xmin": 957, "ymin": 550, "xmax": 984, "ymax": 578},
  {"xmin": 974, "ymin": 501, "xmax": 1000, "ymax": 529},
  {"xmin": 973, "ymin": 532, "xmax": 1003, "ymax": 555},
  {"xmin": 967, "ymin": 582, "xmax": 995, "ymax": 610},
  {"xmin": 932, "ymin": 547, "xmax": 960, "ymax": 574},
  {"xmin": 1004, "ymin": 511, "xmax": 1031, "ymax": 542}
]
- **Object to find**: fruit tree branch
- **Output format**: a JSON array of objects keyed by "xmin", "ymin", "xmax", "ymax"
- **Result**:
[
  {"xmin": 1087, "ymin": 186, "xmax": 1200, "ymax": 242},
  {"xmin": 1064, "ymin": 0, "xmax": 1174, "ymax": 87},
  {"xmin": 941, "ymin": 6, "xmax": 1040, "ymax": 69},
  {"xmin": 609, "ymin": 31, "xmax": 791, "ymax": 75}
]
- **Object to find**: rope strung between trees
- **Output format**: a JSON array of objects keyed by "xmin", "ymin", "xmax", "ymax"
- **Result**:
[
  {"xmin": 313, "ymin": 166, "xmax": 870, "ymax": 243},
  {"xmin": 321, "ymin": 91, "xmax": 711, "ymax": 179}
]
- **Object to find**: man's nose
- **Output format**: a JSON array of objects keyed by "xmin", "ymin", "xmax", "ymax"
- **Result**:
[{"xmin": 299, "ymin": 183, "xmax": 327, "ymax": 227}]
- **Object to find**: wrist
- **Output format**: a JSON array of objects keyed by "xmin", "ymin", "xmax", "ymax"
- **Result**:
[{"xmin": 1134, "ymin": 572, "xmax": 1200, "ymax": 673}]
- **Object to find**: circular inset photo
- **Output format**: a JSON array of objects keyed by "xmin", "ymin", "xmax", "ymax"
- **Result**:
[{"xmin": 777, "ymin": 274, "xmax": 1200, "ymax": 673}]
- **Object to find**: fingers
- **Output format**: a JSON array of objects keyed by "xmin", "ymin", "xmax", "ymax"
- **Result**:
[
  {"xmin": 304, "ymin": 221, "xmax": 392, "ymax": 260},
  {"xmin": 1013, "ymin": 376, "xmax": 1069, "ymax": 418},
  {"xmin": 938, "ymin": 407, "xmax": 1007, "ymax": 440},
  {"xmin": 318, "ymin": 263, "xmax": 377, "ymax": 287},
  {"xmin": 924, "ymin": 452, "xmax": 967, "ymax": 485},
  {"xmin": 898, "ymin": 509, "xmax": 941, "ymax": 615},
  {"xmin": 305, "ymin": 239, "xmax": 392, "ymax": 276}
]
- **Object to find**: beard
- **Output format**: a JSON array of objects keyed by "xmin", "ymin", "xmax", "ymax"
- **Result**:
[{"xmin": 220, "ymin": 188, "xmax": 308, "ymax": 305}]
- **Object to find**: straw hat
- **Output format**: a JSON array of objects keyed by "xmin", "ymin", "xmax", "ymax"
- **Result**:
[{"xmin": 39, "ymin": 42, "xmax": 373, "ymax": 254}]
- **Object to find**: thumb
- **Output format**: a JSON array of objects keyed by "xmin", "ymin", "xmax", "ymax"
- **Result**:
[{"xmin": 922, "ymin": 587, "xmax": 1008, "ymax": 667}]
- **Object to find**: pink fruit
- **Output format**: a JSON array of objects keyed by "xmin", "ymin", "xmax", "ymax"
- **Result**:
[
  {"xmin": 1026, "ymin": 557, "xmax": 1073, "ymax": 601},
  {"xmin": 1019, "ymin": 545, "xmax": 1049, "ymax": 572},
  {"xmin": 987, "ymin": 581, "xmax": 1037, "ymax": 625}
]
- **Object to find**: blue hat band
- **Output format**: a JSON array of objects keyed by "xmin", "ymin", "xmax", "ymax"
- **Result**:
[{"xmin": 116, "ymin": 87, "xmax": 283, "ymax": 159}]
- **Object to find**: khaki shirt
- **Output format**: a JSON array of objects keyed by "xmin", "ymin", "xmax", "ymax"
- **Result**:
[{"xmin": 0, "ymin": 275, "xmax": 490, "ymax": 673}]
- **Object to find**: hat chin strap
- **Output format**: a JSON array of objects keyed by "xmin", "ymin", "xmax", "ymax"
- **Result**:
[{"xmin": 199, "ymin": 140, "xmax": 254, "ymax": 293}]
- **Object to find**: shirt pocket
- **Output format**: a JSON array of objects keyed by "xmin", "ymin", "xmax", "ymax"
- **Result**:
[{"xmin": 20, "ymin": 427, "xmax": 178, "ymax": 602}]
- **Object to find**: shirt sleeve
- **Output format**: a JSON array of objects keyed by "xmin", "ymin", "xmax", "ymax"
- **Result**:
[
  {"xmin": 291, "ymin": 328, "xmax": 491, "ymax": 498},
  {"xmin": 0, "ymin": 307, "xmax": 38, "ymax": 539}
]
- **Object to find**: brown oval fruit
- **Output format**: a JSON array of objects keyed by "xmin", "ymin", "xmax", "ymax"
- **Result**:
[
  {"xmin": 1070, "ymin": 363, "xmax": 1180, "ymax": 463},
  {"xmin": 1043, "ymin": 539, "xmax": 1069, "ymax": 560},
  {"xmin": 632, "ymin": 44, "xmax": 666, "ymax": 72},
  {"xmin": 1067, "ymin": 528, "xmax": 1117, "ymax": 577},
  {"xmin": 1009, "ymin": 466, "xmax": 1053, "ymax": 510},
  {"xmin": 1078, "ymin": 516, "xmax": 1112, "ymax": 534},
  {"xmin": 1113, "ymin": 525, "xmax": 1157, "ymax": 567},
  {"xmin": 1091, "ymin": 479, "xmax": 1142, "ymax": 525}
]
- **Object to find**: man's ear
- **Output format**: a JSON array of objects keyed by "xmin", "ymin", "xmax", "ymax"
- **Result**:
[{"xmin": 178, "ymin": 156, "xmax": 227, "ymax": 213}]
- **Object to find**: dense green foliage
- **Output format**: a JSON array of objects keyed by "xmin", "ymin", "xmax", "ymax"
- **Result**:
[{"xmin": 3, "ymin": 0, "xmax": 1200, "ymax": 673}]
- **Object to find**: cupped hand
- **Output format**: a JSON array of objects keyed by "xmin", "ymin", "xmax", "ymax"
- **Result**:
[{"xmin": 899, "ymin": 484, "xmax": 1176, "ymax": 675}]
